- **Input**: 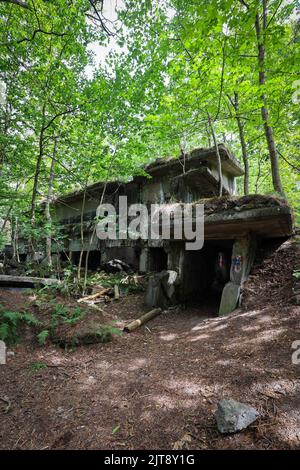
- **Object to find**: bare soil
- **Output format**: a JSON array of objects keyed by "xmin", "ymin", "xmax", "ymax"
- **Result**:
[{"xmin": 0, "ymin": 239, "xmax": 299, "ymax": 450}]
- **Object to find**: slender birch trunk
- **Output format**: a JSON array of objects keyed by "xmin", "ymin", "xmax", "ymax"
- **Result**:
[
  {"xmin": 254, "ymin": 0, "xmax": 285, "ymax": 197},
  {"xmin": 45, "ymin": 136, "xmax": 58, "ymax": 268},
  {"xmin": 207, "ymin": 112, "xmax": 223, "ymax": 197}
]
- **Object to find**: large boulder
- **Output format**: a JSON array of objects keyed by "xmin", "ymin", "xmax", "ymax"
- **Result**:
[{"xmin": 215, "ymin": 398, "xmax": 259, "ymax": 434}]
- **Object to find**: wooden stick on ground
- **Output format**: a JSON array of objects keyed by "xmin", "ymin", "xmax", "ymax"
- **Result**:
[
  {"xmin": 123, "ymin": 308, "xmax": 162, "ymax": 333},
  {"xmin": 114, "ymin": 284, "xmax": 120, "ymax": 300},
  {"xmin": 77, "ymin": 288, "xmax": 111, "ymax": 303}
]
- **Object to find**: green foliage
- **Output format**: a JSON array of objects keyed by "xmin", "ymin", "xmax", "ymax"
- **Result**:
[
  {"xmin": 0, "ymin": 0, "xmax": 298, "ymax": 256},
  {"xmin": 52, "ymin": 304, "xmax": 85, "ymax": 326},
  {"xmin": 293, "ymin": 270, "xmax": 300, "ymax": 279},
  {"xmin": 18, "ymin": 312, "xmax": 40, "ymax": 326},
  {"xmin": 112, "ymin": 425, "xmax": 120, "ymax": 435},
  {"xmin": 95, "ymin": 324, "xmax": 123, "ymax": 344},
  {"xmin": 88, "ymin": 272, "xmax": 145, "ymax": 294},
  {"xmin": 29, "ymin": 362, "xmax": 48, "ymax": 372},
  {"xmin": 0, "ymin": 310, "xmax": 40, "ymax": 345},
  {"xmin": 37, "ymin": 329, "xmax": 49, "ymax": 346},
  {"xmin": 0, "ymin": 322, "xmax": 11, "ymax": 344}
]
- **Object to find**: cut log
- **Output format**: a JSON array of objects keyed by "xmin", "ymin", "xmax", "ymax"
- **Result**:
[{"xmin": 123, "ymin": 308, "xmax": 162, "ymax": 333}]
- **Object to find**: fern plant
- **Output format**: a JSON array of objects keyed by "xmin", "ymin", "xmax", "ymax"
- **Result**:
[
  {"xmin": 37, "ymin": 329, "xmax": 49, "ymax": 346},
  {"xmin": 0, "ymin": 310, "xmax": 40, "ymax": 345},
  {"xmin": 95, "ymin": 324, "xmax": 122, "ymax": 343},
  {"xmin": 51, "ymin": 304, "xmax": 85, "ymax": 326}
]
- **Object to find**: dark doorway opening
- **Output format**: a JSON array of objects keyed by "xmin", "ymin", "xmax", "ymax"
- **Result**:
[
  {"xmin": 182, "ymin": 240, "xmax": 232, "ymax": 314},
  {"xmin": 149, "ymin": 247, "xmax": 168, "ymax": 272},
  {"xmin": 103, "ymin": 246, "xmax": 140, "ymax": 271},
  {"xmin": 60, "ymin": 252, "xmax": 69, "ymax": 262},
  {"xmin": 18, "ymin": 254, "xmax": 27, "ymax": 263},
  {"xmin": 71, "ymin": 251, "xmax": 101, "ymax": 270}
]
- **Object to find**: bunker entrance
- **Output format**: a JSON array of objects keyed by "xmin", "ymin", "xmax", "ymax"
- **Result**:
[
  {"xmin": 103, "ymin": 247, "xmax": 140, "ymax": 271},
  {"xmin": 71, "ymin": 251, "xmax": 101, "ymax": 270},
  {"xmin": 181, "ymin": 240, "xmax": 233, "ymax": 313},
  {"xmin": 149, "ymin": 247, "xmax": 168, "ymax": 272}
]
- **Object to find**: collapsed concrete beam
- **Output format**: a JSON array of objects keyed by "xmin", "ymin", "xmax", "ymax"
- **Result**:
[{"xmin": 0, "ymin": 275, "xmax": 60, "ymax": 288}]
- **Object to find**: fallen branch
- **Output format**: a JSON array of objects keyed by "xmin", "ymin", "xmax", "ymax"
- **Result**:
[
  {"xmin": 77, "ymin": 288, "xmax": 111, "ymax": 303},
  {"xmin": 88, "ymin": 304, "xmax": 105, "ymax": 313},
  {"xmin": 123, "ymin": 308, "xmax": 162, "ymax": 333}
]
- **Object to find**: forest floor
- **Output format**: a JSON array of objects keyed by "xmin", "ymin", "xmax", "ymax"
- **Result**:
[{"xmin": 0, "ymin": 238, "xmax": 299, "ymax": 450}]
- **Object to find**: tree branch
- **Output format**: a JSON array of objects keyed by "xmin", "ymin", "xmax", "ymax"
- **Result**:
[
  {"xmin": 14, "ymin": 28, "xmax": 68, "ymax": 44},
  {"xmin": 277, "ymin": 150, "xmax": 300, "ymax": 173},
  {"xmin": 87, "ymin": 0, "xmax": 114, "ymax": 36},
  {"xmin": 238, "ymin": 0, "xmax": 250, "ymax": 9},
  {"xmin": 267, "ymin": 0, "xmax": 283, "ymax": 28}
]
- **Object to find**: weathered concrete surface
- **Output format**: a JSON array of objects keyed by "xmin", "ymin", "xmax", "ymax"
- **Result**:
[
  {"xmin": 161, "ymin": 270, "xmax": 178, "ymax": 304},
  {"xmin": 215, "ymin": 398, "xmax": 259, "ymax": 434},
  {"xmin": 219, "ymin": 234, "xmax": 257, "ymax": 315},
  {"xmin": 139, "ymin": 248, "xmax": 148, "ymax": 273},
  {"xmin": 145, "ymin": 274, "xmax": 165, "ymax": 308},
  {"xmin": 145, "ymin": 270, "xmax": 179, "ymax": 308},
  {"xmin": 230, "ymin": 235, "xmax": 257, "ymax": 285},
  {"xmin": 0, "ymin": 275, "xmax": 60, "ymax": 287}
]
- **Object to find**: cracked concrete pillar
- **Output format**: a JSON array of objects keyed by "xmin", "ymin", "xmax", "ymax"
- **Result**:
[
  {"xmin": 219, "ymin": 234, "xmax": 256, "ymax": 316},
  {"xmin": 139, "ymin": 247, "xmax": 149, "ymax": 273}
]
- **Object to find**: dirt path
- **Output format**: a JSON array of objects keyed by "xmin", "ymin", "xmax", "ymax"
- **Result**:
[{"xmin": 0, "ymin": 240, "xmax": 299, "ymax": 450}]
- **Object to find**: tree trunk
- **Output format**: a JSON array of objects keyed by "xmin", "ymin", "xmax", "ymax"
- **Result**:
[
  {"xmin": 12, "ymin": 216, "xmax": 20, "ymax": 263},
  {"xmin": 207, "ymin": 112, "xmax": 223, "ymax": 197},
  {"xmin": 45, "ymin": 136, "xmax": 58, "ymax": 268},
  {"xmin": 30, "ymin": 105, "xmax": 46, "ymax": 256},
  {"xmin": 254, "ymin": 1, "xmax": 285, "ymax": 197},
  {"xmin": 77, "ymin": 186, "xmax": 87, "ymax": 281},
  {"xmin": 228, "ymin": 92, "xmax": 249, "ymax": 195}
]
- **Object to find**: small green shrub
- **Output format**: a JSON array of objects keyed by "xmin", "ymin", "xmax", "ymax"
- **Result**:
[
  {"xmin": 95, "ymin": 324, "xmax": 122, "ymax": 343},
  {"xmin": 51, "ymin": 304, "xmax": 85, "ymax": 326},
  {"xmin": 0, "ymin": 310, "xmax": 40, "ymax": 345},
  {"xmin": 37, "ymin": 329, "xmax": 49, "ymax": 345},
  {"xmin": 29, "ymin": 362, "xmax": 48, "ymax": 372},
  {"xmin": 63, "ymin": 306, "xmax": 85, "ymax": 325}
]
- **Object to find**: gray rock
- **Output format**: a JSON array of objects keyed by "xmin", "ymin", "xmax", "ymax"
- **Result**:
[
  {"xmin": 215, "ymin": 398, "xmax": 259, "ymax": 434},
  {"xmin": 219, "ymin": 282, "xmax": 240, "ymax": 316},
  {"xmin": 0, "ymin": 340, "xmax": 6, "ymax": 365}
]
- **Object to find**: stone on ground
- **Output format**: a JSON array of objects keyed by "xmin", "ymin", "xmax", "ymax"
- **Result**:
[
  {"xmin": 218, "ymin": 282, "xmax": 240, "ymax": 316},
  {"xmin": 215, "ymin": 398, "xmax": 259, "ymax": 434}
]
